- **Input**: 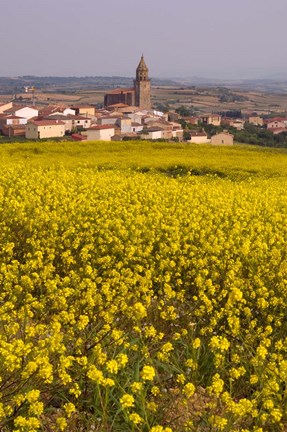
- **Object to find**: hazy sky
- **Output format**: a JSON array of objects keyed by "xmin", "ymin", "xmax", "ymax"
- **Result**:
[{"xmin": 1, "ymin": 0, "xmax": 286, "ymax": 79}]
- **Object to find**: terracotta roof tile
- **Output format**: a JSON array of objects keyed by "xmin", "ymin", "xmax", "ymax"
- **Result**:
[
  {"xmin": 28, "ymin": 120, "xmax": 65, "ymax": 126},
  {"xmin": 88, "ymin": 125, "xmax": 115, "ymax": 130}
]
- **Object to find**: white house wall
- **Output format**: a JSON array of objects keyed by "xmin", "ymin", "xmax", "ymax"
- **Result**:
[{"xmin": 15, "ymin": 107, "xmax": 38, "ymax": 120}]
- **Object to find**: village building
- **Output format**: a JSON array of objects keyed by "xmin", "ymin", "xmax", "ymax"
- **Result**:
[
  {"xmin": 188, "ymin": 131, "xmax": 210, "ymax": 144},
  {"xmin": 183, "ymin": 116, "xmax": 199, "ymax": 125},
  {"xmin": 104, "ymin": 56, "xmax": 151, "ymax": 110},
  {"xmin": 44, "ymin": 114, "xmax": 73, "ymax": 133},
  {"xmin": 0, "ymin": 114, "xmax": 27, "ymax": 137},
  {"xmin": 70, "ymin": 105, "xmax": 96, "ymax": 117},
  {"xmin": 4, "ymin": 105, "xmax": 38, "ymax": 120},
  {"xmin": 111, "ymin": 133, "xmax": 138, "ymax": 141},
  {"xmin": 248, "ymin": 116, "xmax": 264, "ymax": 126},
  {"xmin": 173, "ymin": 129, "xmax": 184, "ymax": 140},
  {"xmin": 131, "ymin": 122, "xmax": 143, "ymax": 133},
  {"xmin": 104, "ymin": 88, "xmax": 135, "ymax": 107},
  {"xmin": 211, "ymin": 131, "xmax": 234, "ymax": 145},
  {"xmin": 201, "ymin": 114, "xmax": 222, "ymax": 126},
  {"xmin": 141, "ymin": 127, "xmax": 164, "ymax": 140},
  {"xmin": 0, "ymin": 114, "xmax": 27, "ymax": 128},
  {"xmin": 230, "ymin": 119, "xmax": 245, "ymax": 130},
  {"xmin": 98, "ymin": 115, "xmax": 122, "ymax": 126},
  {"xmin": 86, "ymin": 125, "xmax": 116, "ymax": 141},
  {"xmin": 39, "ymin": 105, "xmax": 76, "ymax": 117},
  {"xmin": 268, "ymin": 127, "xmax": 287, "ymax": 135},
  {"xmin": 168, "ymin": 112, "xmax": 180, "ymax": 122},
  {"xmin": 2, "ymin": 124, "xmax": 26, "ymax": 137},
  {"xmin": 106, "ymin": 103, "xmax": 131, "ymax": 113},
  {"xmin": 25, "ymin": 120, "xmax": 65, "ymax": 139},
  {"xmin": 265, "ymin": 119, "xmax": 287, "ymax": 129},
  {"xmin": 0, "ymin": 102, "xmax": 13, "ymax": 114},
  {"xmin": 67, "ymin": 115, "xmax": 92, "ymax": 130}
]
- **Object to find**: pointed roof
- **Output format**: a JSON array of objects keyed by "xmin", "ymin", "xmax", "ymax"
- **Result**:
[{"xmin": 137, "ymin": 55, "xmax": 148, "ymax": 72}]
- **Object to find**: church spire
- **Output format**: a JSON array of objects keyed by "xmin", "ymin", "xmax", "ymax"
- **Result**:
[{"xmin": 136, "ymin": 55, "xmax": 149, "ymax": 81}]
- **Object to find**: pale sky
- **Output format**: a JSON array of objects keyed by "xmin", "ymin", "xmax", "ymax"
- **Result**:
[{"xmin": 1, "ymin": 0, "xmax": 286, "ymax": 79}]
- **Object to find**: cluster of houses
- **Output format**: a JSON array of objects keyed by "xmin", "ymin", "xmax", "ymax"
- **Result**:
[
  {"xmin": 0, "ymin": 100, "xmax": 286, "ymax": 145},
  {"xmin": 0, "ymin": 101, "xmax": 230, "ymax": 144},
  {"xmin": 182, "ymin": 112, "xmax": 287, "ymax": 145},
  {"xmin": 0, "ymin": 101, "xmax": 184, "ymax": 142}
]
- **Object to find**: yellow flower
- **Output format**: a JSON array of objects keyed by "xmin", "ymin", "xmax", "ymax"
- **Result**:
[
  {"xmin": 151, "ymin": 386, "xmax": 160, "ymax": 396},
  {"xmin": 120, "ymin": 393, "xmax": 135, "ymax": 409},
  {"xmin": 133, "ymin": 302, "xmax": 147, "ymax": 319},
  {"xmin": 183, "ymin": 382, "xmax": 195, "ymax": 398},
  {"xmin": 28, "ymin": 401, "xmax": 44, "ymax": 416},
  {"xmin": 147, "ymin": 401, "xmax": 158, "ymax": 412},
  {"xmin": 271, "ymin": 409, "xmax": 282, "ymax": 422},
  {"xmin": 192, "ymin": 338, "xmax": 201, "ymax": 349},
  {"xmin": 87, "ymin": 366, "xmax": 104, "ymax": 384},
  {"xmin": 117, "ymin": 353, "xmax": 128, "ymax": 368},
  {"xmin": 103, "ymin": 378, "xmax": 115, "ymax": 387},
  {"xmin": 210, "ymin": 415, "xmax": 228, "ymax": 431},
  {"xmin": 209, "ymin": 336, "xmax": 230, "ymax": 352},
  {"xmin": 176, "ymin": 374, "xmax": 185, "ymax": 384},
  {"xmin": 250, "ymin": 375, "xmax": 258, "ymax": 384},
  {"xmin": 129, "ymin": 412, "xmax": 144, "ymax": 424},
  {"xmin": 25, "ymin": 389, "xmax": 40, "ymax": 403},
  {"xmin": 56, "ymin": 417, "xmax": 67, "ymax": 431},
  {"xmin": 141, "ymin": 365, "xmax": 156, "ymax": 381},
  {"xmin": 208, "ymin": 374, "xmax": 224, "ymax": 396},
  {"xmin": 256, "ymin": 345, "xmax": 268, "ymax": 359},
  {"xmin": 64, "ymin": 402, "xmax": 76, "ymax": 418},
  {"xmin": 106, "ymin": 359, "xmax": 119, "ymax": 374},
  {"xmin": 14, "ymin": 416, "xmax": 41, "ymax": 431},
  {"xmin": 130, "ymin": 381, "xmax": 143, "ymax": 393},
  {"xmin": 69, "ymin": 383, "xmax": 81, "ymax": 398},
  {"xmin": 150, "ymin": 426, "xmax": 173, "ymax": 432}
]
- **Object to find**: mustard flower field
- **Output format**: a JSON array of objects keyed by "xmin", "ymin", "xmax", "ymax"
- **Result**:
[{"xmin": 0, "ymin": 141, "xmax": 287, "ymax": 431}]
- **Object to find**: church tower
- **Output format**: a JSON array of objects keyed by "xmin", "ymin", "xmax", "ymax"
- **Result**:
[{"xmin": 134, "ymin": 55, "xmax": 151, "ymax": 109}]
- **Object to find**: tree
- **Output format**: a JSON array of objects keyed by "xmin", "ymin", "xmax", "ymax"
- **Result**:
[{"xmin": 175, "ymin": 106, "xmax": 190, "ymax": 117}]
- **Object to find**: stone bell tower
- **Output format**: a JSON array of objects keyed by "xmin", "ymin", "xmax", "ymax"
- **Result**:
[{"xmin": 134, "ymin": 55, "xmax": 151, "ymax": 109}]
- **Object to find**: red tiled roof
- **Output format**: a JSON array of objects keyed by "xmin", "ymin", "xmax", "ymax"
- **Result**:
[
  {"xmin": 108, "ymin": 103, "xmax": 130, "ymax": 108},
  {"xmin": 67, "ymin": 115, "xmax": 90, "ymax": 120},
  {"xmin": 98, "ymin": 115, "xmax": 119, "ymax": 120},
  {"xmin": 88, "ymin": 125, "xmax": 115, "ymax": 130},
  {"xmin": 147, "ymin": 127, "xmax": 164, "ymax": 132},
  {"xmin": 2, "ymin": 124, "xmax": 26, "ymax": 130},
  {"xmin": 0, "ymin": 114, "xmax": 24, "ymax": 120},
  {"xmin": 11, "ymin": 115, "xmax": 25, "ymax": 120},
  {"xmin": 28, "ymin": 120, "xmax": 65, "ymax": 126},
  {"xmin": 265, "ymin": 117, "xmax": 287, "ymax": 123},
  {"xmin": 4, "ymin": 105, "xmax": 39, "ymax": 114},
  {"xmin": 70, "ymin": 105, "xmax": 95, "ymax": 109},
  {"xmin": 191, "ymin": 132, "xmax": 207, "ymax": 136},
  {"xmin": 268, "ymin": 127, "xmax": 287, "ymax": 134},
  {"xmin": 214, "ymin": 132, "xmax": 234, "ymax": 137},
  {"xmin": 106, "ymin": 87, "xmax": 134, "ymax": 95}
]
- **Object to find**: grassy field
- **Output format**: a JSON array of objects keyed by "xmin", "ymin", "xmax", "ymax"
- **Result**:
[{"xmin": 0, "ymin": 141, "xmax": 287, "ymax": 431}]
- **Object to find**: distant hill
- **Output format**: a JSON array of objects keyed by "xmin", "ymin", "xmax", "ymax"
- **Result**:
[
  {"xmin": 0, "ymin": 76, "xmax": 179, "ymax": 95},
  {"xmin": 1, "ymin": 75, "xmax": 287, "ymax": 96},
  {"xmin": 169, "ymin": 77, "xmax": 287, "ymax": 93}
]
